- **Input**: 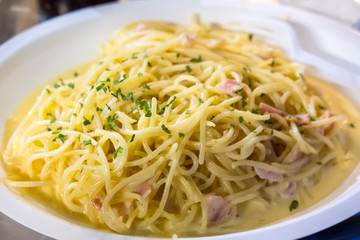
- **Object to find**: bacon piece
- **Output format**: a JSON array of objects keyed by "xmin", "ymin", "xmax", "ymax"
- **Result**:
[
  {"xmin": 259, "ymin": 103, "xmax": 310, "ymax": 126},
  {"xmin": 180, "ymin": 32, "xmax": 196, "ymax": 47},
  {"xmin": 208, "ymin": 38, "xmax": 225, "ymax": 48},
  {"xmin": 135, "ymin": 23, "xmax": 147, "ymax": 32},
  {"xmin": 133, "ymin": 182, "xmax": 152, "ymax": 198},
  {"xmin": 205, "ymin": 193, "xmax": 231, "ymax": 223},
  {"xmin": 90, "ymin": 194, "xmax": 103, "ymax": 210},
  {"xmin": 287, "ymin": 114, "xmax": 310, "ymax": 126},
  {"xmin": 319, "ymin": 111, "xmax": 335, "ymax": 135},
  {"xmin": 281, "ymin": 182, "xmax": 297, "ymax": 197},
  {"xmin": 254, "ymin": 166, "xmax": 283, "ymax": 182},
  {"xmin": 256, "ymin": 51, "xmax": 273, "ymax": 60},
  {"xmin": 217, "ymin": 79, "xmax": 244, "ymax": 94},
  {"xmin": 259, "ymin": 103, "xmax": 288, "ymax": 117}
]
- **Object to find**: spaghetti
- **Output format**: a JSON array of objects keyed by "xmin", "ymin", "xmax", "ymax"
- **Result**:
[{"xmin": 2, "ymin": 17, "xmax": 357, "ymax": 237}]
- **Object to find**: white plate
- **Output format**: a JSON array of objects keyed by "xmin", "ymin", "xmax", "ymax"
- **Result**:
[{"xmin": 0, "ymin": 1, "xmax": 360, "ymax": 239}]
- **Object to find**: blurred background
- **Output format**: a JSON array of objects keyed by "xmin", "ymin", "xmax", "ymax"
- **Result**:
[{"xmin": 0, "ymin": 0, "xmax": 359, "ymax": 239}]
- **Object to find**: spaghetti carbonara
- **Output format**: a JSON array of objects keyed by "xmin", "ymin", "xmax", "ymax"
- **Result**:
[{"xmin": 2, "ymin": 17, "xmax": 357, "ymax": 237}]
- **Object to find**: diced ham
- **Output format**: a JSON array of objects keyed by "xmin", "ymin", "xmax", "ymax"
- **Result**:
[
  {"xmin": 293, "ymin": 150, "xmax": 305, "ymax": 161},
  {"xmin": 319, "ymin": 111, "xmax": 335, "ymax": 135},
  {"xmin": 259, "ymin": 102, "xmax": 310, "ymax": 126},
  {"xmin": 205, "ymin": 193, "xmax": 231, "ymax": 223},
  {"xmin": 208, "ymin": 38, "xmax": 225, "ymax": 48},
  {"xmin": 218, "ymin": 79, "xmax": 245, "ymax": 94},
  {"xmin": 135, "ymin": 23, "xmax": 147, "ymax": 32},
  {"xmin": 180, "ymin": 32, "xmax": 196, "ymax": 47},
  {"xmin": 256, "ymin": 51, "xmax": 273, "ymax": 60},
  {"xmin": 90, "ymin": 194, "xmax": 103, "ymax": 210},
  {"xmin": 254, "ymin": 166, "xmax": 283, "ymax": 182},
  {"xmin": 259, "ymin": 103, "xmax": 288, "ymax": 117},
  {"xmin": 133, "ymin": 182, "xmax": 152, "ymax": 198},
  {"xmin": 287, "ymin": 114, "xmax": 310, "ymax": 126},
  {"xmin": 281, "ymin": 182, "xmax": 297, "ymax": 197}
]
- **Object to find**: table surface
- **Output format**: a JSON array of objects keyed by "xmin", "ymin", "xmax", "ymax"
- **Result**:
[{"xmin": 0, "ymin": 0, "xmax": 359, "ymax": 239}]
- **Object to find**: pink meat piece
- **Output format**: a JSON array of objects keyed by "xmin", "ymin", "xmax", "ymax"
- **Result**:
[
  {"xmin": 259, "ymin": 103, "xmax": 310, "ymax": 126},
  {"xmin": 90, "ymin": 194, "xmax": 103, "ymax": 211},
  {"xmin": 287, "ymin": 114, "xmax": 310, "ymax": 126},
  {"xmin": 319, "ymin": 111, "xmax": 335, "ymax": 135},
  {"xmin": 180, "ymin": 32, "xmax": 196, "ymax": 47},
  {"xmin": 133, "ymin": 182, "xmax": 152, "ymax": 198},
  {"xmin": 281, "ymin": 182, "xmax": 297, "ymax": 197},
  {"xmin": 256, "ymin": 51, "xmax": 273, "ymax": 60},
  {"xmin": 293, "ymin": 150, "xmax": 305, "ymax": 161},
  {"xmin": 205, "ymin": 193, "xmax": 231, "ymax": 223},
  {"xmin": 218, "ymin": 79, "xmax": 245, "ymax": 94},
  {"xmin": 135, "ymin": 23, "xmax": 147, "ymax": 32},
  {"xmin": 254, "ymin": 166, "xmax": 284, "ymax": 182},
  {"xmin": 259, "ymin": 103, "xmax": 288, "ymax": 117}
]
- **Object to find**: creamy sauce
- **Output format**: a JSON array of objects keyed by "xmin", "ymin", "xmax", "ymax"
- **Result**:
[{"xmin": 1, "ymin": 72, "xmax": 360, "ymax": 236}]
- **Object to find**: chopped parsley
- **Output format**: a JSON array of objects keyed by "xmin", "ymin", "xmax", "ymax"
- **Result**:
[
  {"xmin": 46, "ymin": 127, "xmax": 52, "ymax": 131},
  {"xmin": 260, "ymin": 93, "xmax": 265, "ymax": 97},
  {"xmin": 107, "ymin": 115, "xmax": 116, "ymax": 130},
  {"xmin": 212, "ymin": 66, "xmax": 215, "ymax": 73},
  {"xmin": 73, "ymin": 113, "xmax": 77, "ymax": 117},
  {"xmin": 80, "ymin": 103, "xmax": 84, "ymax": 109},
  {"xmin": 310, "ymin": 115, "xmax": 316, "ymax": 121},
  {"xmin": 138, "ymin": 72, "xmax": 143, "ymax": 77},
  {"xmin": 299, "ymin": 106, "xmax": 304, "ymax": 113},
  {"xmin": 299, "ymin": 73, "xmax": 305, "ymax": 82},
  {"xmin": 161, "ymin": 124, "xmax": 171, "ymax": 134},
  {"xmin": 142, "ymin": 84, "xmax": 150, "ymax": 91},
  {"xmin": 350, "ymin": 123, "xmax": 355, "ymax": 128},
  {"xmin": 83, "ymin": 140, "xmax": 92, "ymax": 146},
  {"xmin": 113, "ymin": 146, "xmax": 123, "ymax": 159},
  {"xmin": 129, "ymin": 134, "xmax": 135, "ymax": 142},
  {"xmin": 68, "ymin": 83, "xmax": 75, "ymax": 89},
  {"xmin": 239, "ymin": 116, "xmax": 244, "ymax": 123},
  {"xmin": 186, "ymin": 110, "xmax": 191, "ymax": 115},
  {"xmin": 96, "ymin": 83, "xmax": 106, "ymax": 92},
  {"xmin": 127, "ymin": 92, "xmax": 134, "ymax": 102},
  {"xmin": 316, "ymin": 161, "xmax": 322, "ymax": 165},
  {"xmin": 270, "ymin": 57, "xmax": 275, "ymax": 67},
  {"xmin": 248, "ymin": 33, "xmax": 253, "ymax": 41},
  {"xmin": 105, "ymin": 104, "xmax": 112, "ymax": 111},
  {"xmin": 128, "ymin": 106, "xmax": 136, "ymax": 115},
  {"xmin": 251, "ymin": 108, "xmax": 259, "ymax": 114},
  {"xmin": 54, "ymin": 83, "xmax": 60, "ymax": 89},
  {"xmin": 74, "ymin": 72, "xmax": 78, "ymax": 77},
  {"xmin": 166, "ymin": 96, "xmax": 177, "ymax": 107},
  {"xmin": 210, "ymin": 115, "xmax": 215, "ymax": 120},
  {"xmin": 53, "ymin": 133, "xmax": 66, "ymax": 143},
  {"xmin": 145, "ymin": 112, "xmax": 152, "ymax": 117},
  {"xmin": 147, "ymin": 61, "xmax": 152, "ymax": 67},
  {"xmin": 190, "ymin": 56, "xmax": 202, "ymax": 63},
  {"xmin": 176, "ymin": 53, "xmax": 180, "ymax": 58},
  {"xmin": 105, "ymin": 68, "xmax": 110, "ymax": 71},
  {"xmin": 185, "ymin": 66, "xmax": 192, "ymax": 73},
  {"xmin": 289, "ymin": 200, "xmax": 299, "ymax": 211},
  {"xmin": 83, "ymin": 116, "xmax": 91, "ymax": 126},
  {"xmin": 50, "ymin": 118, "xmax": 57, "ymax": 123},
  {"xmin": 46, "ymin": 88, "xmax": 51, "ymax": 94},
  {"xmin": 319, "ymin": 105, "xmax": 326, "ymax": 110},
  {"xmin": 198, "ymin": 98, "xmax": 204, "ymax": 104},
  {"xmin": 230, "ymin": 124, "xmax": 235, "ymax": 128},
  {"xmin": 241, "ymin": 98, "xmax": 248, "ymax": 108},
  {"xmin": 178, "ymin": 132, "xmax": 184, "ymax": 137},
  {"xmin": 300, "ymin": 130, "xmax": 307, "ymax": 135}
]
